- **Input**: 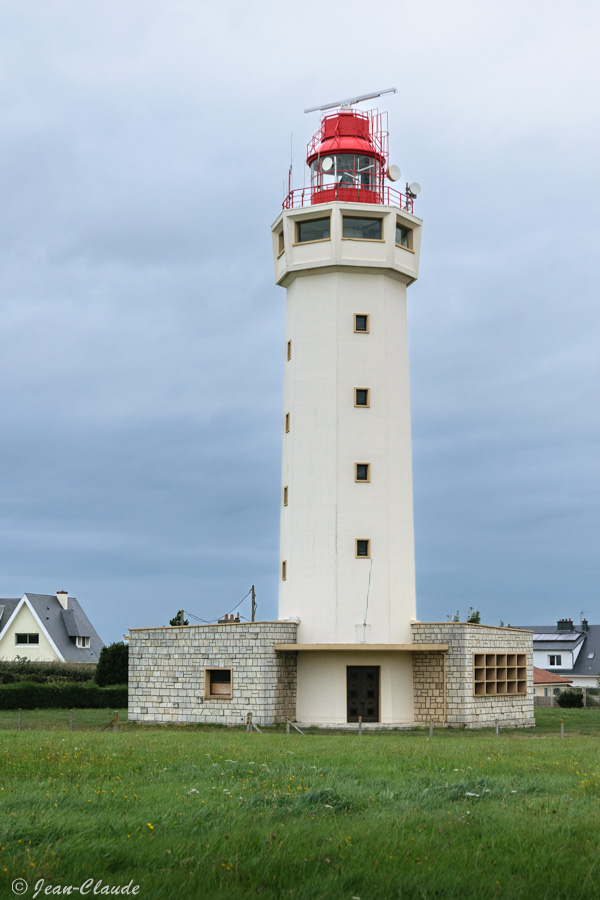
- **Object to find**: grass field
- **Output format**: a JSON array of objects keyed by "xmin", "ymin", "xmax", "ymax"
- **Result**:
[{"xmin": 1, "ymin": 709, "xmax": 599, "ymax": 899}]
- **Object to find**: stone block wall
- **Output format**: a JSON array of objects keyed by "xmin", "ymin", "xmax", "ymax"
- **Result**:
[
  {"xmin": 412, "ymin": 623, "xmax": 534, "ymax": 728},
  {"xmin": 412, "ymin": 651, "xmax": 445, "ymax": 724},
  {"xmin": 128, "ymin": 622, "xmax": 298, "ymax": 726}
]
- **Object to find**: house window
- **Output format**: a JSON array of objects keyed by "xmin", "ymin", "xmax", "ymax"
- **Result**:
[
  {"xmin": 355, "ymin": 539, "xmax": 371, "ymax": 558},
  {"xmin": 342, "ymin": 216, "xmax": 382, "ymax": 240},
  {"xmin": 76, "ymin": 636, "xmax": 90, "ymax": 649},
  {"xmin": 355, "ymin": 388, "xmax": 370, "ymax": 407},
  {"xmin": 15, "ymin": 633, "xmax": 39, "ymax": 645},
  {"xmin": 354, "ymin": 314, "xmax": 369, "ymax": 333},
  {"xmin": 355, "ymin": 463, "xmax": 370, "ymax": 482},
  {"xmin": 283, "ymin": 486, "xmax": 289, "ymax": 506},
  {"xmin": 285, "ymin": 413, "xmax": 290, "ymax": 432},
  {"xmin": 296, "ymin": 217, "xmax": 330, "ymax": 244},
  {"xmin": 396, "ymin": 222, "xmax": 413, "ymax": 250},
  {"xmin": 205, "ymin": 669, "xmax": 232, "ymax": 699},
  {"xmin": 473, "ymin": 652, "xmax": 527, "ymax": 695},
  {"xmin": 282, "ymin": 560, "xmax": 287, "ymax": 580},
  {"xmin": 287, "ymin": 340, "xmax": 292, "ymax": 360},
  {"xmin": 549, "ymin": 655, "xmax": 562, "ymax": 666}
]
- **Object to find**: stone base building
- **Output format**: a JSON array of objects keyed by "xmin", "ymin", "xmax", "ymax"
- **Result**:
[{"xmin": 128, "ymin": 621, "xmax": 533, "ymax": 729}]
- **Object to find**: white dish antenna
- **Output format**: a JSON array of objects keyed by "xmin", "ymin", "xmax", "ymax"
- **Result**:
[
  {"xmin": 321, "ymin": 157, "xmax": 334, "ymax": 172},
  {"xmin": 386, "ymin": 164, "xmax": 401, "ymax": 182},
  {"xmin": 407, "ymin": 182, "xmax": 421, "ymax": 198},
  {"xmin": 305, "ymin": 88, "xmax": 397, "ymax": 114}
]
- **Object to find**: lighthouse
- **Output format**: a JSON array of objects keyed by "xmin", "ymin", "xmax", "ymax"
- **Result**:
[{"xmin": 271, "ymin": 92, "xmax": 423, "ymax": 725}]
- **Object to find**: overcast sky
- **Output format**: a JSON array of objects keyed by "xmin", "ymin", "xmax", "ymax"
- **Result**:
[{"xmin": 1, "ymin": 0, "xmax": 599, "ymax": 644}]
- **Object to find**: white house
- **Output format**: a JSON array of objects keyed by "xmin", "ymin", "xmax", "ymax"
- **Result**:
[
  {"xmin": 0, "ymin": 591, "xmax": 104, "ymax": 663},
  {"xmin": 516, "ymin": 619, "xmax": 600, "ymax": 688}
]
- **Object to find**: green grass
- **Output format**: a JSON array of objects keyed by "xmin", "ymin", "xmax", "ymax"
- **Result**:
[
  {"xmin": 1, "ymin": 710, "xmax": 600, "ymax": 899},
  {"xmin": 0, "ymin": 708, "xmax": 128, "ymax": 731}
]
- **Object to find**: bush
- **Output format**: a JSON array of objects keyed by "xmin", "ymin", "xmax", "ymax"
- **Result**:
[
  {"xmin": 0, "ymin": 681, "xmax": 127, "ymax": 710},
  {"xmin": 95, "ymin": 642, "xmax": 128, "ymax": 687},
  {"xmin": 556, "ymin": 689, "xmax": 584, "ymax": 709},
  {"xmin": 0, "ymin": 660, "xmax": 96, "ymax": 684}
]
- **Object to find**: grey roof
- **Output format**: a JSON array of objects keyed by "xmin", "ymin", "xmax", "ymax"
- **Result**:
[
  {"xmin": 515, "ymin": 624, "xmax": 600, "ymax": 678},
  {"xmin": 0, "ymin": 593, "xmax": 104, "ymax": 663}
]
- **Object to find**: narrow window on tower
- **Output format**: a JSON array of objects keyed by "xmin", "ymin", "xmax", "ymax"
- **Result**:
[
  {"xmin": 354, "ymin": 314, "xmax": 369, "ymax": 333},
  {"xmin": 396, "ymin": 221, "xmax": 414, "ymax": 251},
  {"xmin": 283, "ymin": 486, "xmax": 289, "ymax": 506},
  {"xmin": 355, "ymin": 539, "xmax": 371, "ymax": 558},
  {"xmin": 282, "ymin": 560, "xmax": 287, "ymax": 580},
  {"xmin": 295, "ymin": 217, "xmax": 331, "ymax": 244},
  {"xmin": 355, "ymin": 463, "xmax": 370, "ymax": 482},
  {"xmin": 277, "ymin": 229, "xmax": 285, "ymax": 257},
  {"xmin": 285, "ymin": 412, "xmax": 290, "ymax": 432},
  {"xmin": 287, "ymin": 340, "xmax": 292, "ymax": 360},
  {"xmin": 355, "ymin": 388, "xmax": 370, "ymax": 407}
]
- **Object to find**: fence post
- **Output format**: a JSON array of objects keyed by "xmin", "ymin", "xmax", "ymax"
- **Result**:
[
  {"xmin": 560, "ymin": 719, "xmax": 564, "ymax": 739},
  {"xmin": 246, "ymin": 712, "xmax": 252, "ymax": 734},
  {"xmin": 429, "ymin": 721, "xmax": 434, "ymax": 738},
  {"xmin": 18, "ymin": 708, "xmax": 22, "ymax": 731},
  {"xmin": 69, "ymin": 709, "xmax": 74, "ymax": 732},
  {"xmin": 495, "ymin": 719, "xmax": 499, "ymax": 738},
  {"xmin": 358, "ymin": 716, "xmax": 363, "ymax": 736},
  {"xmin": 286, "ymin": 719, "xmax": 290, "ymax": 735},
  {"xmin": 113, "ymin": 711, "xmax": 119, "ymax": 732}
]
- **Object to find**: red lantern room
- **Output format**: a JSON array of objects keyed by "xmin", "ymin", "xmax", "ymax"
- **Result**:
[
  {"xmin": 283, "ymin": 92, "xmax": 415, "ymax": 212},
  {"xmin": 306, "ymin": 108, "xmax": 387, "ymax": 206}
]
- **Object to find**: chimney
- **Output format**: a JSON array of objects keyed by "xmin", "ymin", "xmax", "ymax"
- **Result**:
[
  {"xmin": 557, "ymin": 617, "xmax": 574, "ymax": 632},
  {"xmin": 582, "ymin": 618, "xmax": 589, "ymax": 633},
  {"xmin": 56, "ymin": 590, "xmax": 68, "ymax": 610}
]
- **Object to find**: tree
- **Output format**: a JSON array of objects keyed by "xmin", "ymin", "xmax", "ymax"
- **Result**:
[
  {"xmin": 95, "ymin": 642, "xmax": 128, "ymax": 686},
  {"xmin": 169, "ymin": 610, "xmax": 189, "ymax": 626},
  {"xmin": 466, "ymin": 607, "xmax": 481, "ymax": 624},
  {"xmin": 446, "ymin": 610, "xmax": 460, "ymax": 623}
]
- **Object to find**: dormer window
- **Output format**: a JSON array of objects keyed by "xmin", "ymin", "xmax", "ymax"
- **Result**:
[{"xmin": 76, "ymin": 636, "xmax": 90, "ymax": 649}]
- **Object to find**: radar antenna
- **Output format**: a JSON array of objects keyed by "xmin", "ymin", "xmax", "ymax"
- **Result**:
[{"xmin": 304, "ymin": 87, "xmax": 397, "ymax": 114}]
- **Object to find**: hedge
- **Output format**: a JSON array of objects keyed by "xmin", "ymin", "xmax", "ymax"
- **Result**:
[
  {"xmin": 0, "ymin": 660, "xmax": 96, "ymax": 684},
  {"xmin": 0, "ymin": 681, "xmax": 127, "ymax": 710}
]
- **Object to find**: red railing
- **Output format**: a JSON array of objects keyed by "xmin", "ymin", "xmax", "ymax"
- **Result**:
[{"xmin": 283, "ymin": 184, "xmax": 414, "ymax": 213}]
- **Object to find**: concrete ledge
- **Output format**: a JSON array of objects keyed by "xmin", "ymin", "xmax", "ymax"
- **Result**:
[{"xmin": 274, "ymin": 643, "xmax": 448, "ymax": 652}]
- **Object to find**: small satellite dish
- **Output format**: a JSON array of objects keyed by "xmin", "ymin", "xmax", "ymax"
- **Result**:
[
  {"xmin": 322, "ymin": 157, "xmax": 334, "ymax": 172},
  {"xmin": 408, "ymin": 182, "xmax": 421, "ymax": 196},
  {"xmin": 386, "ymin": 164, "xmax": 401, "ymax": 182}
]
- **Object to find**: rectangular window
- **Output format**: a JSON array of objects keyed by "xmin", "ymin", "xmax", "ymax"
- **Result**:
[
  {"xmin": 287, "ymin": 340, "xmax": 292, "ymax": 360},
  {"xmin": 396, "ymin": 223, "xmax": 413, "ymax": 250},
  {"xmin": 549, "ymin": 655, "xmax": 562, "ymax": 666},
  {"xmin": 282, "ymin": 560, "xmax": 287, "ymax": 580},
  {"xmin": 473, "ymin": 652, "xmax": 526, "ymax": 695},
  {"xmin": 342, "ymin": 216, "xmax": 382, "ymax": 240},
  {"xmin": 355, "ymin": 463, "xmax": 370, "ymax": 482},
  {"xmin": 354, "ymin": 314, "xmax": 369, "ymax": 333},
  {"xmin": 277, "ymin": 230, "xmax": 285, "ymax": 256},
  {"xmin": 285, "ymin": 413, "xmax": 290, "ymax": 432},
  {"xmin": 355, "ymin": 539, "xmax": 371, "ymax": 558},
  {"xmin": 283, "ymin": 486, "xmax": 289, "ymax": 506},
  {"xmin": 355, "ymin": 388, "xmax": 370, "ymax": 407},
  {"xmin": 205, "ymin": 669, "xmax": 232, "ymax": 699},
  {"xmin": 296, "ymin": 217, "xmax": 330, "ymax": 243},
  {"xmin": 15, "ymin": 633, "xmax": 39, "ymax": 645},
  {"xmin": 76, "ymin": 636, "xmax": 90, "ymax": 648}
]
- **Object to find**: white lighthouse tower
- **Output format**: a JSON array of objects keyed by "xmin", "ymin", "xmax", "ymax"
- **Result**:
[{"xmin": 271, "ymin": 92, "xmax": 423, "ymax": 725}]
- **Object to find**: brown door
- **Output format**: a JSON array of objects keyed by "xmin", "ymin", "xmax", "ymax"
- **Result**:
[{"xmin": 347, "ymin": 666, "xmax": 380, "ymax": 723}]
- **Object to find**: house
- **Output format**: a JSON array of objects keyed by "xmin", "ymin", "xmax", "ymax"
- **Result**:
[
  {"xmin": 0, "ymin": 591, "xmax": 104, "ymax": 663},
  {"xmin": 533, "ymin": 666, "xmax": 572, "ymax": 698},
  {"xmin": 515, "ymin": 619, "xmax": 600, "ymax": 688}
]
